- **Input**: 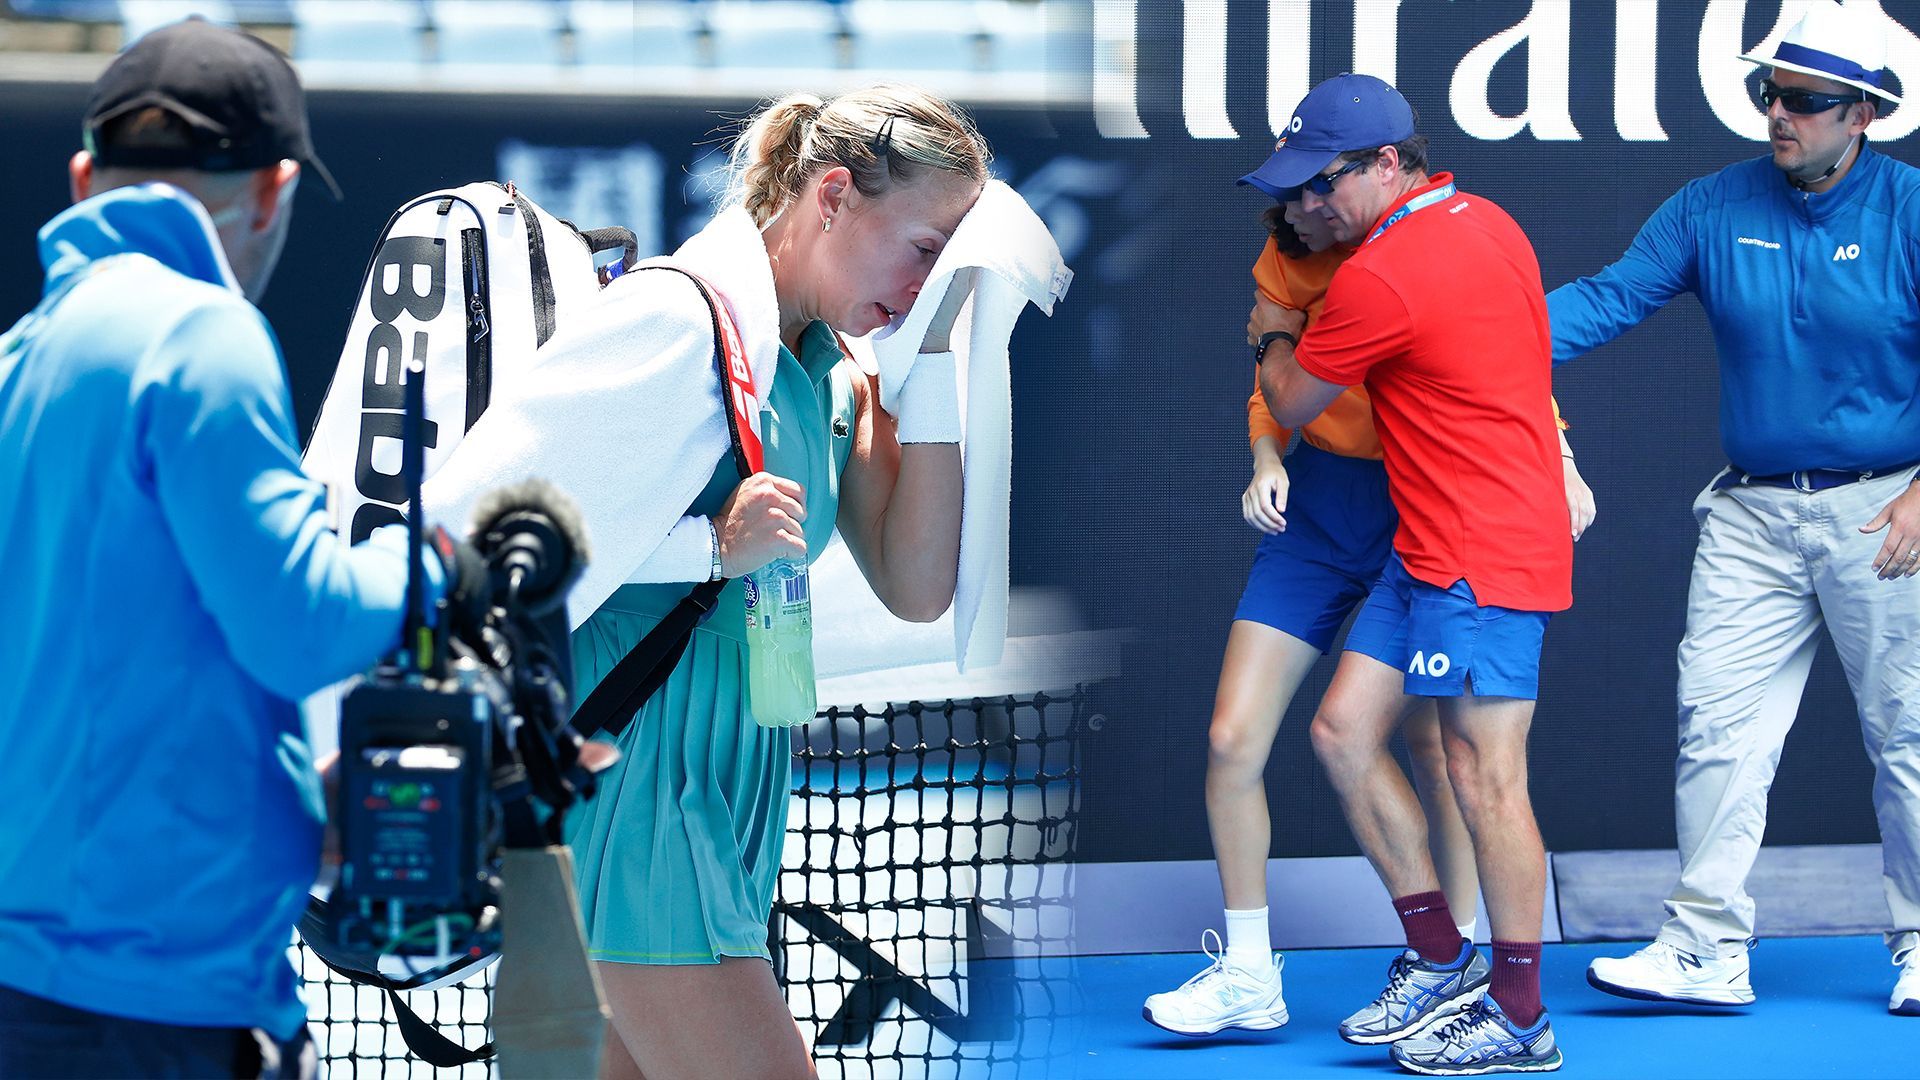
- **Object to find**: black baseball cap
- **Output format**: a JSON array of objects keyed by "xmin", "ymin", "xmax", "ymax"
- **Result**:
[{"xmin": 83, "ymin": 16, "xmax": 342, "ymax": 200}]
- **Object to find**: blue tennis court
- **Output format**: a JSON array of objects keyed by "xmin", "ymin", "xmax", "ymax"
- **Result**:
[{"xmin": 974, "ymin": 935, "xmax": 1913, "ymax": 1078}]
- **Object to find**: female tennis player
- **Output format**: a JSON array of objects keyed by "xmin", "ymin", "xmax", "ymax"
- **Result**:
[
  {"xmin": 552, "ymin": 88, "xmax": 989, "ymax": 1080},
  {"xmin": 1143, "ymin": 197, "xmax": 1595, "ymax": 1037}
]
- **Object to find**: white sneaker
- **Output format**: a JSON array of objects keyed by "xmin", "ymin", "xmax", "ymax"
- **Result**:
[
  {"xmin": 1142, "ymin": 929, "xmax": 1289, "ymax": 1037},
  {"xmin": 1586, "ymin": 939, "xmax": 1754, "ymax": 1006},
  {"xmin": 1892, "ymin": 937, "xmax": 1920, "ymax": 1016}
]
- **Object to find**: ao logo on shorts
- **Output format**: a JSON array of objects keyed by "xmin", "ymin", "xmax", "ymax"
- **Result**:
[{"xmin": 1409, "ymin": 650, "xmax": 1452, "ymax": 677}]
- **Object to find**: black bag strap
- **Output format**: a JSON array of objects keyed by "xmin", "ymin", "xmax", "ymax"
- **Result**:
[
  {"xmin": 506, "ymin": 190, "xmax": 558, "ymax": 347},
  {"xmin": 386, "ymin": 986, "xmax": 494, "ymax": 1069},
  {"xmin": 569, "ymin": 266, "xmax": 754, "ymax": 743},
  {"xmin": 296, "ymin": 899, "xmax": 496, "ymax": 1067}
]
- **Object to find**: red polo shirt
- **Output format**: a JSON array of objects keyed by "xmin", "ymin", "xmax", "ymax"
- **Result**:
[{"xmin": 1293, "ymin": 173, "xmax": 1572, "ymax": 612}]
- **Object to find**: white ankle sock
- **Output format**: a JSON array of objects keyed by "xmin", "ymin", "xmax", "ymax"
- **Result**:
[
  {"xmin": 1224, "ymin": 907, "xmax": 1273, "ymax": 973},
  {"xmin": 1456, "ymin": 917, "xmax": 1478, "ymax": 943}
]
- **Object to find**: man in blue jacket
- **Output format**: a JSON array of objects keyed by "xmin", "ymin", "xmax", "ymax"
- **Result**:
[
  {"xmin": 1550, "ymin": 2, "xmax": 1920, "ymax": 1017},
  {"xmin": 0, "ymin": 19, "xmax": 469, "ymax": 1076}
]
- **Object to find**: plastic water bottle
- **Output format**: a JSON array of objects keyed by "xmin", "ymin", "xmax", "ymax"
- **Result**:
[{"xmin": 744, "ymin": 557, "xmax": 817, "ymax": 727}]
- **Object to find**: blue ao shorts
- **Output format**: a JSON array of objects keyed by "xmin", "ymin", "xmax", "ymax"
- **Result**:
[
  {"xmin": 1233, "ymin": 443, "xmax": 1397, "ymax": 653},
  {"xmin": 1344, "ymin": 554, "xmax": 1551, "ymax": 699}
]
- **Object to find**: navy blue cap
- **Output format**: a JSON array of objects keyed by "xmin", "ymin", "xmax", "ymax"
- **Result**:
[{"xmin": 1238, "ymin": 74, "xmax": 1415, "ymax": 200}]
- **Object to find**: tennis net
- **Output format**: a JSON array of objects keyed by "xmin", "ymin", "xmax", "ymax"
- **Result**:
[{"xmin": 296, "ymin": 687, "xmax": 1084, "ymax": 1078}]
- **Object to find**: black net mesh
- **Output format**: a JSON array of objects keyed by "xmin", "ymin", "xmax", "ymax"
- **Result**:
[{"xmin": 296, "ymin": 688, "xmax": 1083, "ymax": 1078}]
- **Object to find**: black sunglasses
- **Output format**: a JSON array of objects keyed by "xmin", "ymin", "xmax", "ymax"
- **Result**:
[
  {"xmin": 1302, "ymin": 156, "xmax": 1370, "ymax": 197},
  {"xmin": 1757, "ymin": 79, "xmax": 1866, "ymax": 115}
]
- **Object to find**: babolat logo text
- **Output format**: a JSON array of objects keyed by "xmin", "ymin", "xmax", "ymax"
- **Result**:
[
  {"xmin": 351, "ymin": 235, "xmax": 446, "ymax": 542},
  {"xmin": 1409, "ymin": 651, "xmax": 1452, "ymax": 677}
]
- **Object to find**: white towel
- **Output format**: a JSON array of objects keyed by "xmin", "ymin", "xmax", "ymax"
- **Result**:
[{"xmin": 812, "ymin": 179, "xmax": 1071, "ymax": 677}]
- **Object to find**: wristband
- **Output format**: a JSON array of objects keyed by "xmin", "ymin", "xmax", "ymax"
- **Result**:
[
  {"xmin": 707, "ymin": 518, "xmax": 724, "ymax": 581},
  {"xmin": 1254, "ymin": 330, "xmax": 1298, "ymax": 364},
  {"xmin": 894, "ymin": 351, "xmax": 961, "ymax": 444}
]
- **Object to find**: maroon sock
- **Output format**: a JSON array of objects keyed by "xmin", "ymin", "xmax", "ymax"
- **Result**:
[
  {"xmin": 1393, "ymin": 892, "xmax": 1463, "ymax": 963},
  {"xmin": 1490, "ymin": 940, "xmax": 1543, "ymax": 1027}
]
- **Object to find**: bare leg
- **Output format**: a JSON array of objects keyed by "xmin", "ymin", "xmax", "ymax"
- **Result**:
[
  {"xmin": 1403, "ymin": 702, "xmax": 1480, "ymax": 926},
  {"xmin": 1206, "ymin": 622, "xmax": 1323, "ymax": 908},
  {"xmin": 598, "ymin": 1019, "xmax": 645, "ymax": 1080},
  {"xmin": 597, "ymin": 958, "xmax": 815, "ymax": 1080},
  {"xmin": 1437, "ymin": 694, "xmax": 1545, "ymax": 945},
  {"xmin": 1310, "ymin": 651, "xmax": 1436, "ymax": 898}
]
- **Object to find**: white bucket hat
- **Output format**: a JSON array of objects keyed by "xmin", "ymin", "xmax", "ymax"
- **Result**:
[{"xmin": 1741, "ymin": 1, "xmax": 1901, "ymax": 105}]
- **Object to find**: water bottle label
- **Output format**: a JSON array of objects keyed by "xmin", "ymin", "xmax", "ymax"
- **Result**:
[
  {"xmin": 742, "ymin": 574, "xmax": 760, "ymax": 612},
  {"xmin": 782, "ymin": 570, "xmax": 809, "ymax": 607}
]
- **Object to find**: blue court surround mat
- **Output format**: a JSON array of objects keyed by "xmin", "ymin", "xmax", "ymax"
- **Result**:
[{"xmin": 976, "ymin": 935, "xmax": 1914, "ymax": 1079}]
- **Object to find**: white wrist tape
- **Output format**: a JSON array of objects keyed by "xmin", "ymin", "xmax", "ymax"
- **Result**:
[
  {"xmin": 893, "ymin": 351, "xmax": 961, "ymax": 444},
  {"xmin": 625, "ymin": 515, "xmax": 714, "ymax": 584}
]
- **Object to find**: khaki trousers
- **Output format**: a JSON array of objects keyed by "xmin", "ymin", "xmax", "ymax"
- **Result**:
[{"xmin": 1659, "ymin": 468, "xmax": 1920, "ymax": 958}]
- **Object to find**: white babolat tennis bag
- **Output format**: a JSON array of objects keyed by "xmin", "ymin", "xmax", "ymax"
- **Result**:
[{"xmin": 304, "ymin": 181, "xmax": 636, "ymax": 540}]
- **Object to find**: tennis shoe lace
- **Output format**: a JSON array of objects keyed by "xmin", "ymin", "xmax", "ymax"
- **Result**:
[
  {"xmin": 1171, "ymin": 929, "xmax": 1232, "ymax": 994},
  {"xmin": 1376, "ymin": 951, "xmax": 1417, "ymax": 1005},
  {"xmin": 1430, "ymin": 997, "xmax": 1497, "ymax": 1047},
  {"xmin": 1642, "ymin": 940, "xmax": 1692, "ymax": 966}
]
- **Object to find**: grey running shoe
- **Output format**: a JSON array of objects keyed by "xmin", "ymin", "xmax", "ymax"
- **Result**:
[
  {"xmin": 1390, "ymin": 996, "xmax": 1562, "ymax": 1075},
  {"xmin": 1339, "ymin": 940, "xmax": 1489, "ymax": 1045}
]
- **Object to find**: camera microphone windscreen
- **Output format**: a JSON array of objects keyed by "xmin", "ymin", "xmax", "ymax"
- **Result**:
[{"xmin": 469, "ymin": 478, "xmax": 591, "ymax": 616}]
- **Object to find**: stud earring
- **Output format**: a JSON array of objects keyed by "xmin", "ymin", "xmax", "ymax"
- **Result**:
[{"xmin": 823, "ymin": 217, "xmax": 833, "ymax": 233}]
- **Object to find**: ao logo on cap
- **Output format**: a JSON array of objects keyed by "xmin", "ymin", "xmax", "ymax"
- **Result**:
[{"xmin": 1274, "ymin": 114, "xmax": 1303, "ymax": 149}]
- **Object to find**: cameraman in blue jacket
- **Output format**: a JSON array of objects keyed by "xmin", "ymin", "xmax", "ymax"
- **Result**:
[
  {"xmin": 0, "ymin": 20, "xmax": 471, "ymax": 1076},
  {"xmin": 1549, "ymin": 3, "xmax": 1920, "ymax": 1017}
]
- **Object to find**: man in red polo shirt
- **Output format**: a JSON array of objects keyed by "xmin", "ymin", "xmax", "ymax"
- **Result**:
[{"xmin": 1249, "ymin": 74, "xmax": 1571, "ymax": 1076}]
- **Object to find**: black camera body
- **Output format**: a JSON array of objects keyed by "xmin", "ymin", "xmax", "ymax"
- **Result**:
[{"xmin": 331, "ymin": 661, "xmax": 508, "ymax": 960}]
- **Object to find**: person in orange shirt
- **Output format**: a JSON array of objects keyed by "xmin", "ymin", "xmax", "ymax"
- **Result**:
[{"xmin": 1143, "ymin": 195, "xmax": 1595, "ymax": 1039}]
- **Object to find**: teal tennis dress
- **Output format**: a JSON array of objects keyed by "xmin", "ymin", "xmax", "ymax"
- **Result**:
[{"xmin": 565, "ymin": 321, "xmax": 854, "ymax": 965}]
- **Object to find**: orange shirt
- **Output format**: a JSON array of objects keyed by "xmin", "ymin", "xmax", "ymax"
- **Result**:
[
  {"xmin": 1247, "ymin": 237, "xmax": 1566, "ymax": 456},
  {"xmin": 1246, "ymin": 239, "xmax": 1380, "ymax": 457}
]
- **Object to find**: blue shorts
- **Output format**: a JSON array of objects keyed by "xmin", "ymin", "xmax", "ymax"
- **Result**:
[
  {"xmin": 1344, "ymin": 554, "xmax": 1552, "ymax": 699},
  {"xmin": 1233, "ymin": 443, "xmax": 1397, "ymax": 653}
]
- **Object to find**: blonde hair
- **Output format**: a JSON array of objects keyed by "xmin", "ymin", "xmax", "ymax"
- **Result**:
[{"xmin": 729, "ymin": 85, "xmax": 991, "ymax": 227}]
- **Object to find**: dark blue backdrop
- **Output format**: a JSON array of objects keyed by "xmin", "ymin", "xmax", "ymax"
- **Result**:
[{"xmin": 2, "ymin": 0, "xmax": 1912, "ymax": 865}]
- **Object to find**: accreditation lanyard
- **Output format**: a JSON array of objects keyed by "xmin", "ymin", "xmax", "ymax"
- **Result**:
[{"xmin": 1362, "ymin": 181, "xmax": 1459, "ymax": 247}]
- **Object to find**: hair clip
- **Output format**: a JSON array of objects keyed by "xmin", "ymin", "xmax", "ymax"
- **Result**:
[{"xmin": 869, "ymin": 115, "xmax": 898, "ymax": 159}]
